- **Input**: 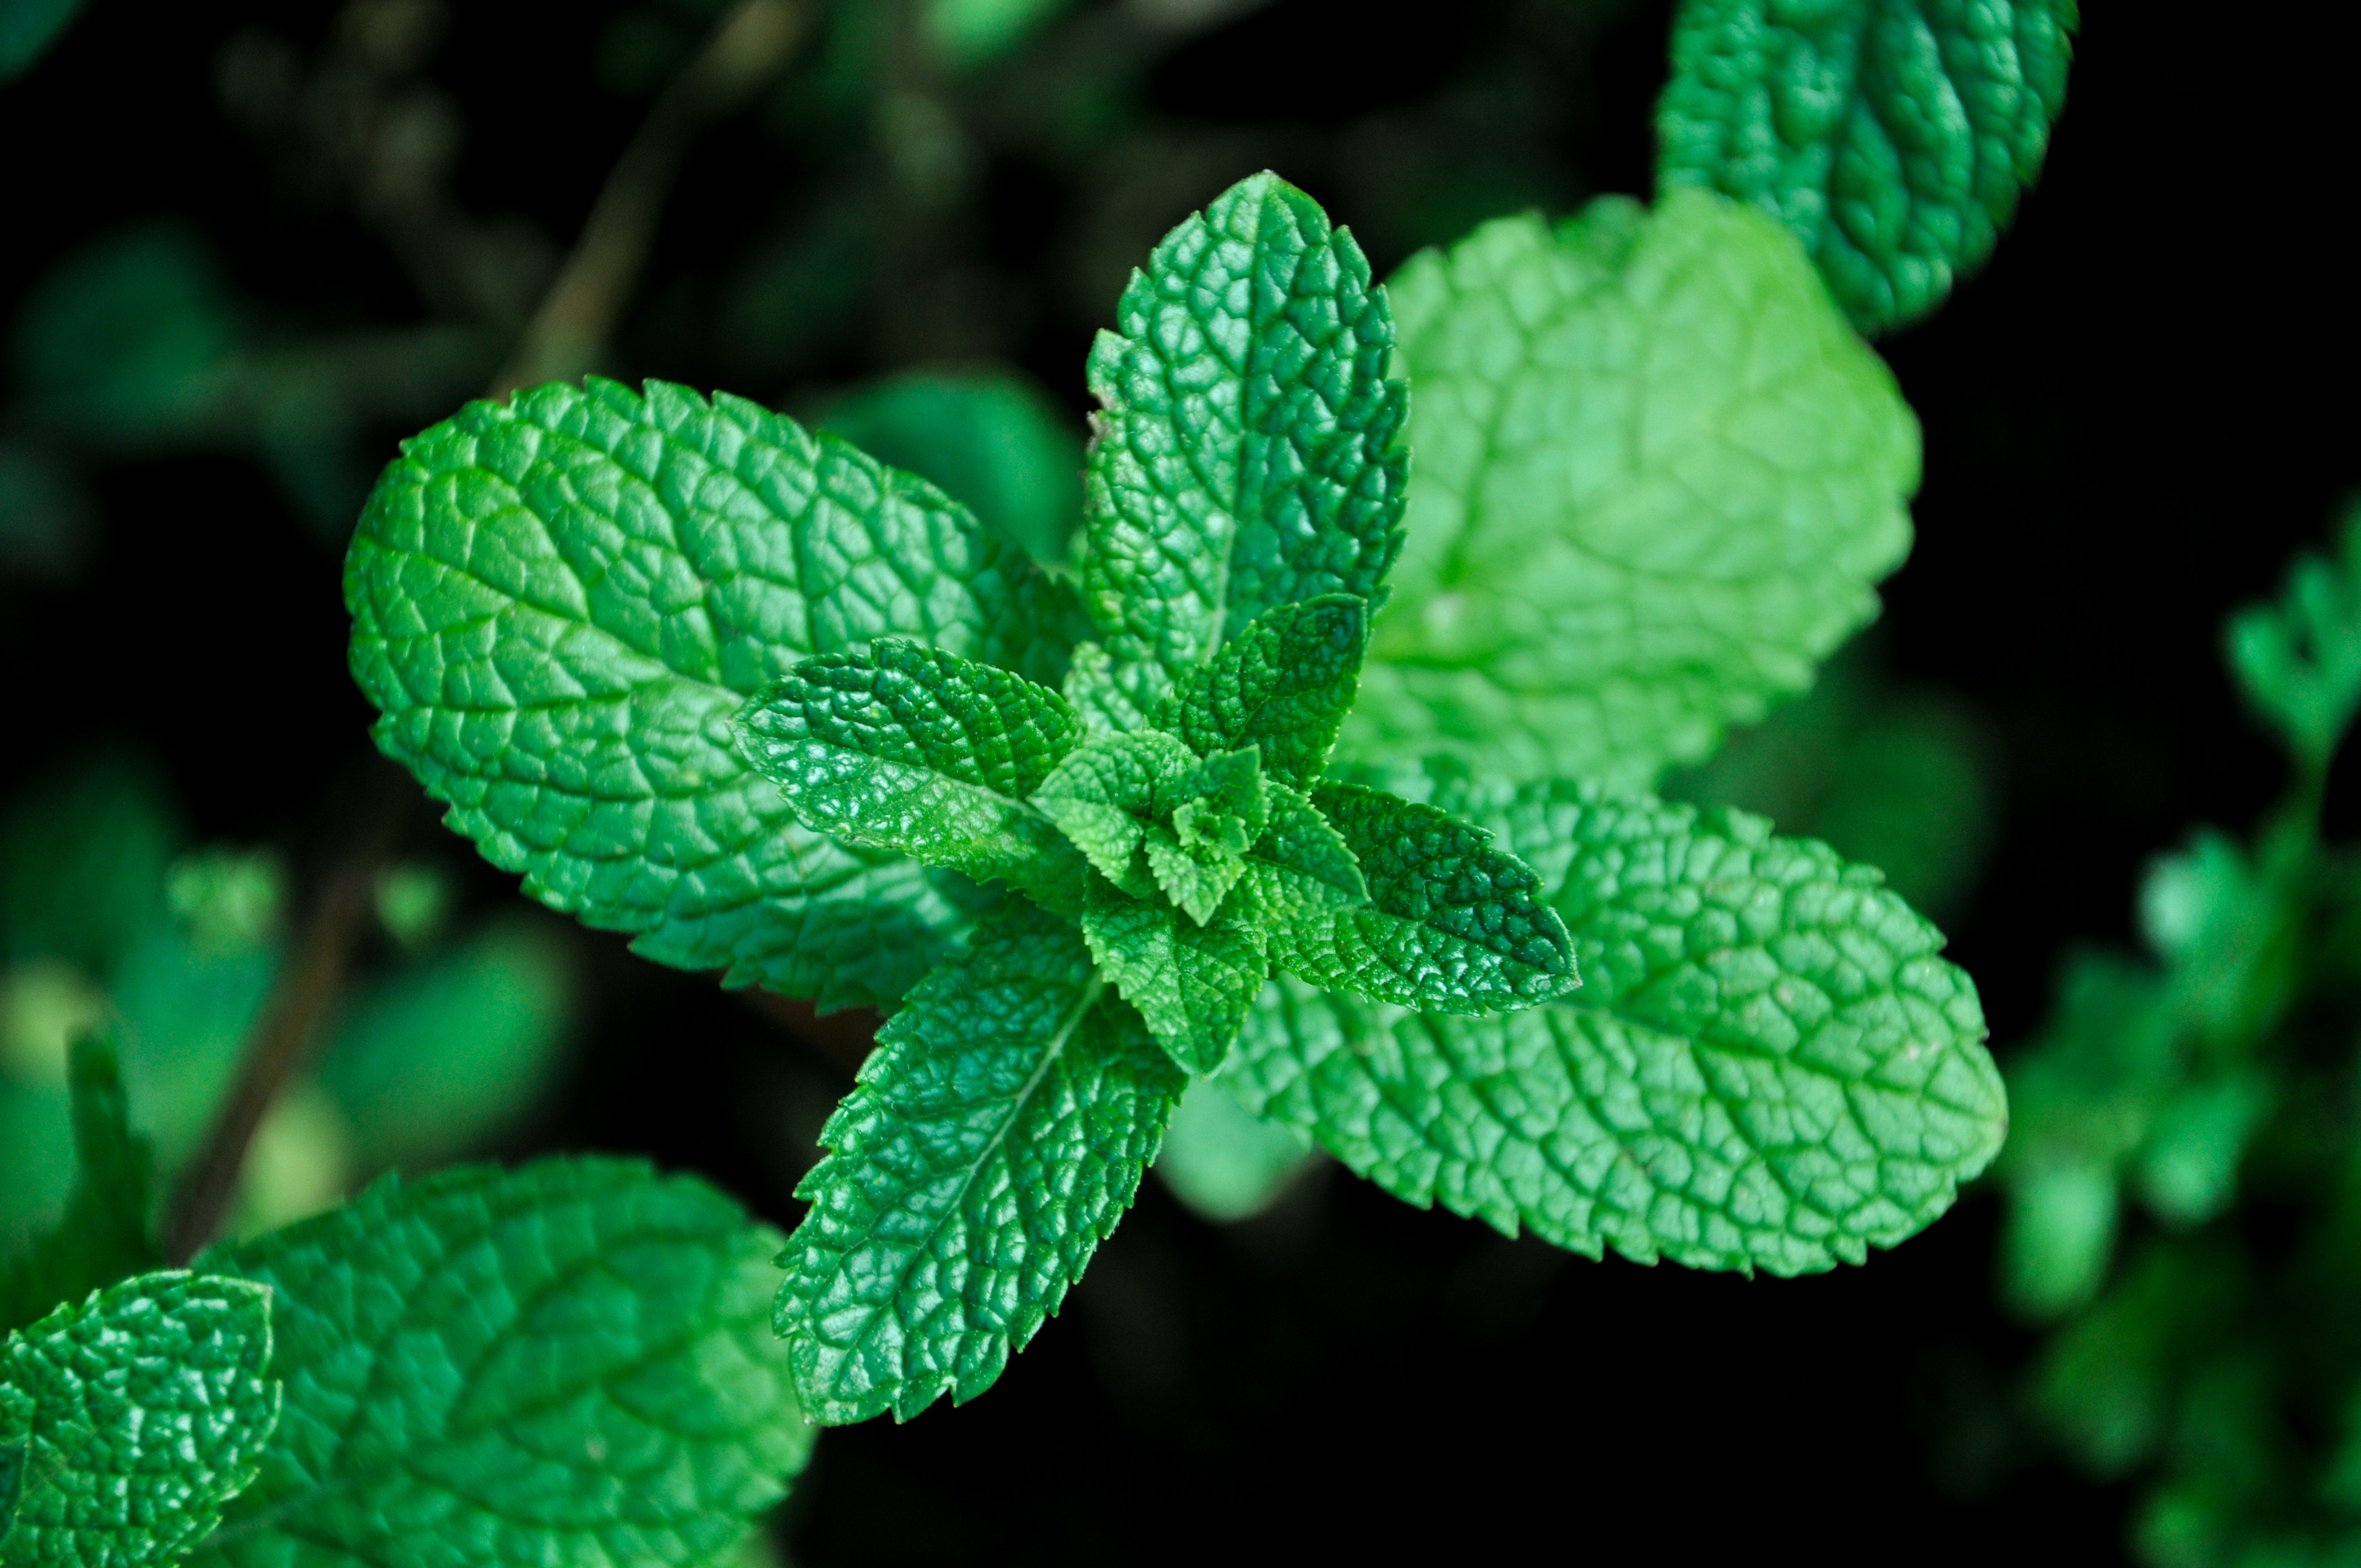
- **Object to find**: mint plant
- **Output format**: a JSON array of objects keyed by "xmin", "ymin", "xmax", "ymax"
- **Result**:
[
  {"xmin": 1994, "ymin": 505, "xmax": 2361, "ymax": 1566},
  {"xmin": 345, "ymin": 170, "xmax": 2009, "ymax": 1427}
]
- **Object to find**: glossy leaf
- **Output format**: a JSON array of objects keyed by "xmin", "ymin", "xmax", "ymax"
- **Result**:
[
  {"xmin": 1080, "ymin": 172, "xmax": 1407, "ymax": 715},
  {"xmin": 1079, "ymin": 879, "xmax": 1268, "ymax": 1074},
  {"xmin": 1264, "ymin": 782, "xmax": 1576, "ymax": 1013},
  {"xmin": 775, "ymin": 904, "xmax": 1183, "ymax": 1424},
  {"xmin": 1157, "ymin": 594, "xmax": 1365, "ymax": 787},
  {"xmin": 345, "ymin": 377, "xmax": 1082, "ymax": 1011},
  {"xmin": 0, "ymin": 1271, "xmax": 278, "ymax": 1567},
  {"xmin": 190, "ymin": 1158, "xmax": 810, "ymax": 1568},
  {"xmin": 1347, "ymin": 193, "xmax": 1917, "ymax": 789},
  {"xmin": 735, "ymin": 639, "xmax": 1087, "ymax": 912},
  {"xmin": 1231, "ymin": 774, "xmax": 2004, "ymax": 1273},
  {"xmin": 1657, "ymin": 0, "xmax": 2079, "ymax": 333},
  {"xmin": 1031, "ymin": 731, "xmax": 1198, "ymax": 892}
]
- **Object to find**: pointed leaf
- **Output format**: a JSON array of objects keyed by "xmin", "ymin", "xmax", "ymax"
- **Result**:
[
  {"xmin": 0, "ymin": 1030, "xmax": 160, "ymax": 1336},
  {"xmin": 1079, "ymin": 880, "xmax": 1266, "ymax": 1075},
  {"xmin": 189, "ymin": 1158, "xmax": 810, "ymax": 1568},
  {"xmin": 1081, "ymin": 172, "xmax": 1408, "ymax": 714},
  {"xmin": 346, "ymin": 377, "xmax": 1084, "ymax": 1010},
  {"xmin": 775, "ymin": 904, "xmax": 1183, "ymax": 1423},
  {"xmin": 1233, "ymin": 780, "xmax": 1367, "ymax": 917},
  {"xmin": 0, "ymin": 1271, "xmax": 278, "ymax": 1567},
  {"xmin": 1230, "ymin": 774, "xmax": 2005, "ymax": 1274},
  {"xmin": 1158, "ymin": 594, "xmax": 1365, "ymax": 787},
  {"xmin": 2224, "ymin": 500, "xmax": 2361, "ymax": 769},
  {"xmin": 1141, "ymin": 832, "xmax": 1248, "ymax": 927},
  {"xmin": 1657, "ymin": 0, "xmax": 2078, "ymax": 334},
  {"xmin": 1031, "ymin": 730, "xmax": 1199, "ymax": 891},
  {"xmin": 1346, "ymin": 194, "xmax": 1917, "ymax": 789},
  {"xmin": 1264, "ymin": 783, "xmax": 1576, "ymax": 1012},
  {"xmin": 735, "ymin": 639, "xmax": 1087, "ymax": 912}
]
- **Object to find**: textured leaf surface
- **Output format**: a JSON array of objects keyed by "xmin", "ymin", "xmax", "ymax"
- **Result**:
[
  {"xmin": 0, "ymin": 1271, "xmax": 277, "ymax": 1566},
  {"xmin": 1158, "ymin": 595, "xmax": 1365, "ymax": 787},
  {"xmin": 1080, "ymin": 172, "xmax": 1407, "ymax": 715},
  {"xmin": 776, "ymin": 904, "xmax": 1183, "ymax": 1424},
  {"xmin": 1230, "ymin": 775, "xmax": 2004, "ymax": 1272},
  {"xmin": 1346, "ymin": 194, "xmax": 1917, "ymax": 789},
  {"xmin": 346, "ymin": 377, "xmax": 1081, "ymax": 1010},
  {"xmin": 1264, "ymin": 783, "xmax": 1575, "ymax": 1013},
  {"xmin": 1079, "ymin": 879, "xmax": 1268, "ymax": 1074},
  {"xmin": 1031, "ymin": 731, "xmax": 1198, "ymax": 892},
  {"xmin": 1234, "ymin": 780, "xmax": 1367, "ymax": 918},
  {"xmin": 1657, "ymin": 0, "xmax": 2077, "ymax": 333},
  {"xmin": 0, "ymin": 1031, "xmax": 159, "ymax": 1336},
  {"xmin": 189, "ymin": 1158, "xmax": 810, "ymax": 1568},
  {"xmin": 735, "ymin": 639, "xmax": 1086, "ymax": 911}
]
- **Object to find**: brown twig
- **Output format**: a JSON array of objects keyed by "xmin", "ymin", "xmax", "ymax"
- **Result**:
[
  {"xmin": 162, "ymin": 843, "xmax": 388, "ymax": 1266},
  {"xmin": 487, "ymin": 0, "xmax": 812, "ymax": 397}
]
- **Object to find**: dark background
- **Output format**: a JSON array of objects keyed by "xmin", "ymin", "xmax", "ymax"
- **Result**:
[{"xmin": 4, "ymin": 1, "xmax": 2357, "ymax": 1559}]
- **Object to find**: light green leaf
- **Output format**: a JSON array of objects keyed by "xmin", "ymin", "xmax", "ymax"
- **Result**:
[
  {"xmin": 1080, "ymin": 172, "xmax": 1408, "ymax": 715},
  {"xmin": 1079, "ymin": 878, "xmax": 1267, "ymax": 1074},
  {"xmin": 348, "ymin": 378, "xmax": 1082, "ymax": 1010},
  {"xmin": 190, "ymin": 1158, "xmax": 810, "ymax": 1567},
  {"xmin": 922, "ymin": 0, "xmax": 1074, "ymax": 70},
  {"xmin": 314, "ymin": 918, "xmax": 577, "ymax": 1169},
  {"xmin": 775, "ymin": 903, "xmax": 1183, "ymax": 1424},
  {"xmin": 1231, "ymin": 774, "xmax": 2004, "ymax": 1273},
  {"xmin": 1146, "ymin": 747, "xmax": 1267, "ymax": 924},
  {"xmin": 1157, "ymin": 595, "xmax": 1366, "ymax": 788},
  {"xmin": 818, "ymin": 366, "xmax": 1082, "ymax": 565},
  {"xmin": 1233, "ymin": 780, "xmax": 1367, "ymax": 918},
  {"xmin": 1155, "ymin": 1076, "xmax": 1318, "ymax": 1224},
  {"xmin": 1031, "ymin": 731, "xmax": 1199, "ymax": 892},
  {"xmin": 0, "ymin": 1031, "xmax": 160, "ymax": 1336},
  {"xmin": 1656, "ymin": 0, "xmax": 2078, "ymax": 334},
  {"xmin": 1347, "ymin": 193, "xmax": 1918, "ymax": 790},
  {"xmin": 1264, "ymin": 783, "xmax": 1575, "ymax": 1013},
  {"xmin": 2224, "ymin": 501, "xmax": 2361, "ymax": 770},
  {"xmin": 0, "ymin": 1271, "xmax": 278, "ymax": 1567},
  {"xmin": 733, "ymin": 639, "xmax": 1087, "ymax": 912}
]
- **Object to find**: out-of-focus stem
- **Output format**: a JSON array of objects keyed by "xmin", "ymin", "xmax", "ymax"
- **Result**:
[{"xmin": 488, "ymin": 0, "xmax": 811, "ymax": 397}]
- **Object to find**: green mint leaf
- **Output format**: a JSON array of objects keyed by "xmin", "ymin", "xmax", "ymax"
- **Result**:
[
  {"xmin": 0, "ymin": 1030, "xmax": 160, "ymax": 1336},
  {"xmin": 1233, "ymin": 779, "xmax": 1368, "ymax": 917},
  {"xmin": 1154, "ymin": 1076, "xmax": 1319, "ymax": 1223},
  {"xmin": 191, "ymin": 1158, "xmax": 809, "ymax": 1567},
  {"xmin": 1140, "ymin": 834, "xmax": 1247, "ymax": 928},
  {"xmin": 2224, "ymin": 501, "xmax": 2361, "ymax": 769},
  {"xmin": 1079, "ymin": 878, "xmax": 1267, "ymax": 1075},
  {"xmin": 1157, "ymin": 595, "xmax": 1366, "ymax": 787},
  {"xmin": 1347, "ymin": 193, "xmax": 1917, "ymax": 790},
  {"xmin": 0, "ymin": 0, "xmax": 91, "ymax": 83},
  {"xmin": 775, "ymin": 903, "xmax": 1183, "ymax": 1423},
  {"xmin": 733, "ymin": 639, "xmax": 1087, "ymax": 912},
  {"xmin": 1264, "ymin": 782, "xmax": 1575, "ymax": 1012},
  {"xmin": 0, "ymin": 1271, "xmax": 278, "ymax": 1567},
  {"xmin": 346, "ymin": 377, "xmax": 1084, "ymax": 1010},
  {"xmin": 1080, "ymin": 172, "xmax": 1407, "ymax": 715},
  {"xmin": 1147, "ymin": 746, "xmax": 1269, "ymax": 922},
  {"xmin": 1031, "ymin": 730, "xmax": 1198, "ymax": 891},
  {"xmin": 1060, "ymin": 642, "xmax": 1151, "ymax": 737},
  {"xmin": 1656, "ymin": 0, "xmax": 2078, "ymax": 334},
  {"xmin": 817, "ymin": 367, "xmax": 1082, "ymax": 567},
  {"xmin": 1231, "ymin": 774, "xmax": 2004, "ymax": 1273}
]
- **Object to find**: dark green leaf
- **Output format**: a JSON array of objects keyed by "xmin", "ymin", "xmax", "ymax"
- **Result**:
[
  {"xmin": 0, "ymin": 1030, "xmax": 160, "ymax": 1336},
  {"xmin": 1079, "ymin": 172, "xmax": 1407, "ymax": 715},
  {"xmin": 1656, "ymin": 0, "xmax": 2078, "ymax": 333},
  {"xmin": 775, "ymin": 904, "xmax": 1183, "ymax": 1423},
  {"xmin": 1157, "ymin": 595, "xmax": 1364, "ymax": 787},
  {"xmin": 735, "ymin": 638, "xmax": 1088, "ymax": 912},
  {"xmin": 0, "ymin": 1271, "xmax": 278, "ymax": 1567},
  {"xmin": 1265, "ymin": 783, "xmax": 1576, "ymax": 1012}
]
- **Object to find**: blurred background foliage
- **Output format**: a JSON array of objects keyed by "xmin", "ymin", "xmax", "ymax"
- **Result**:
[{"xmin": 2, "ymin": 0, "xmax": 2358, "ymax": 1562}]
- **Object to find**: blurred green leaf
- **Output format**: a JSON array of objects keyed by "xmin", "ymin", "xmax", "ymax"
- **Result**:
[
  {"xmin": 315, "ymin": 919, "xmax": 578, "ymax": 1170},
  {"xmin": 0, "ymin": 440, "xmax": 95, "ymax": 584},
  {"xmin": 819, "ymin": 367, "xmax": 1084, "ymax": 567},
  {"xmin": 0, "ymin": 1031, "xmax": 159, "ymax": 1336},
  {"xmin": 2001, "ymin": 1161, "xmax": 2117, "ymax": 1322},
  {"xmin": 165, "ymin": 849, "xmax": 285, "ymax": 956},
  {"xmin": 924, "ymin": 0, "xmax": 1076, "ymax": 69},
  {"xmin": 0, "ymin": 0, "xmax": 86, "ymax": 81},
  {"xmin": 12, "ymin": 227, "xmax": 242, "ymax": 441},
  {"xmin": 0, "ymin": 754, "xmax": 180, "ymax": 978},
  {"xmin": 369, "ymin": 864, "xmax": 451, "ymax": 951},
  {"xmin": 2224, "ymin": 501, "xmax": 2361, "ymax": 771},
  {"xmin": 2036, "ymin": 1242, "xmax": 2239, "ymax": 1479},
  {"xmin": 2135, "ymin": 1072, "xmax": 2275, "ymax": 1227},
  {"xmin": 1155, "ymin": 1075, "xmax": 1317, "ymax": 1223}
]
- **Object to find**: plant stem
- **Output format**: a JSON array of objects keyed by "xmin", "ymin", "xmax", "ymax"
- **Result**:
[
  {"xmin": 162, "ymin": 848, "xmax": 383, "ymax": 1265},
  {"xmin": 487, "ymin": 0, "xmax": 811, "ymax": 396}
]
